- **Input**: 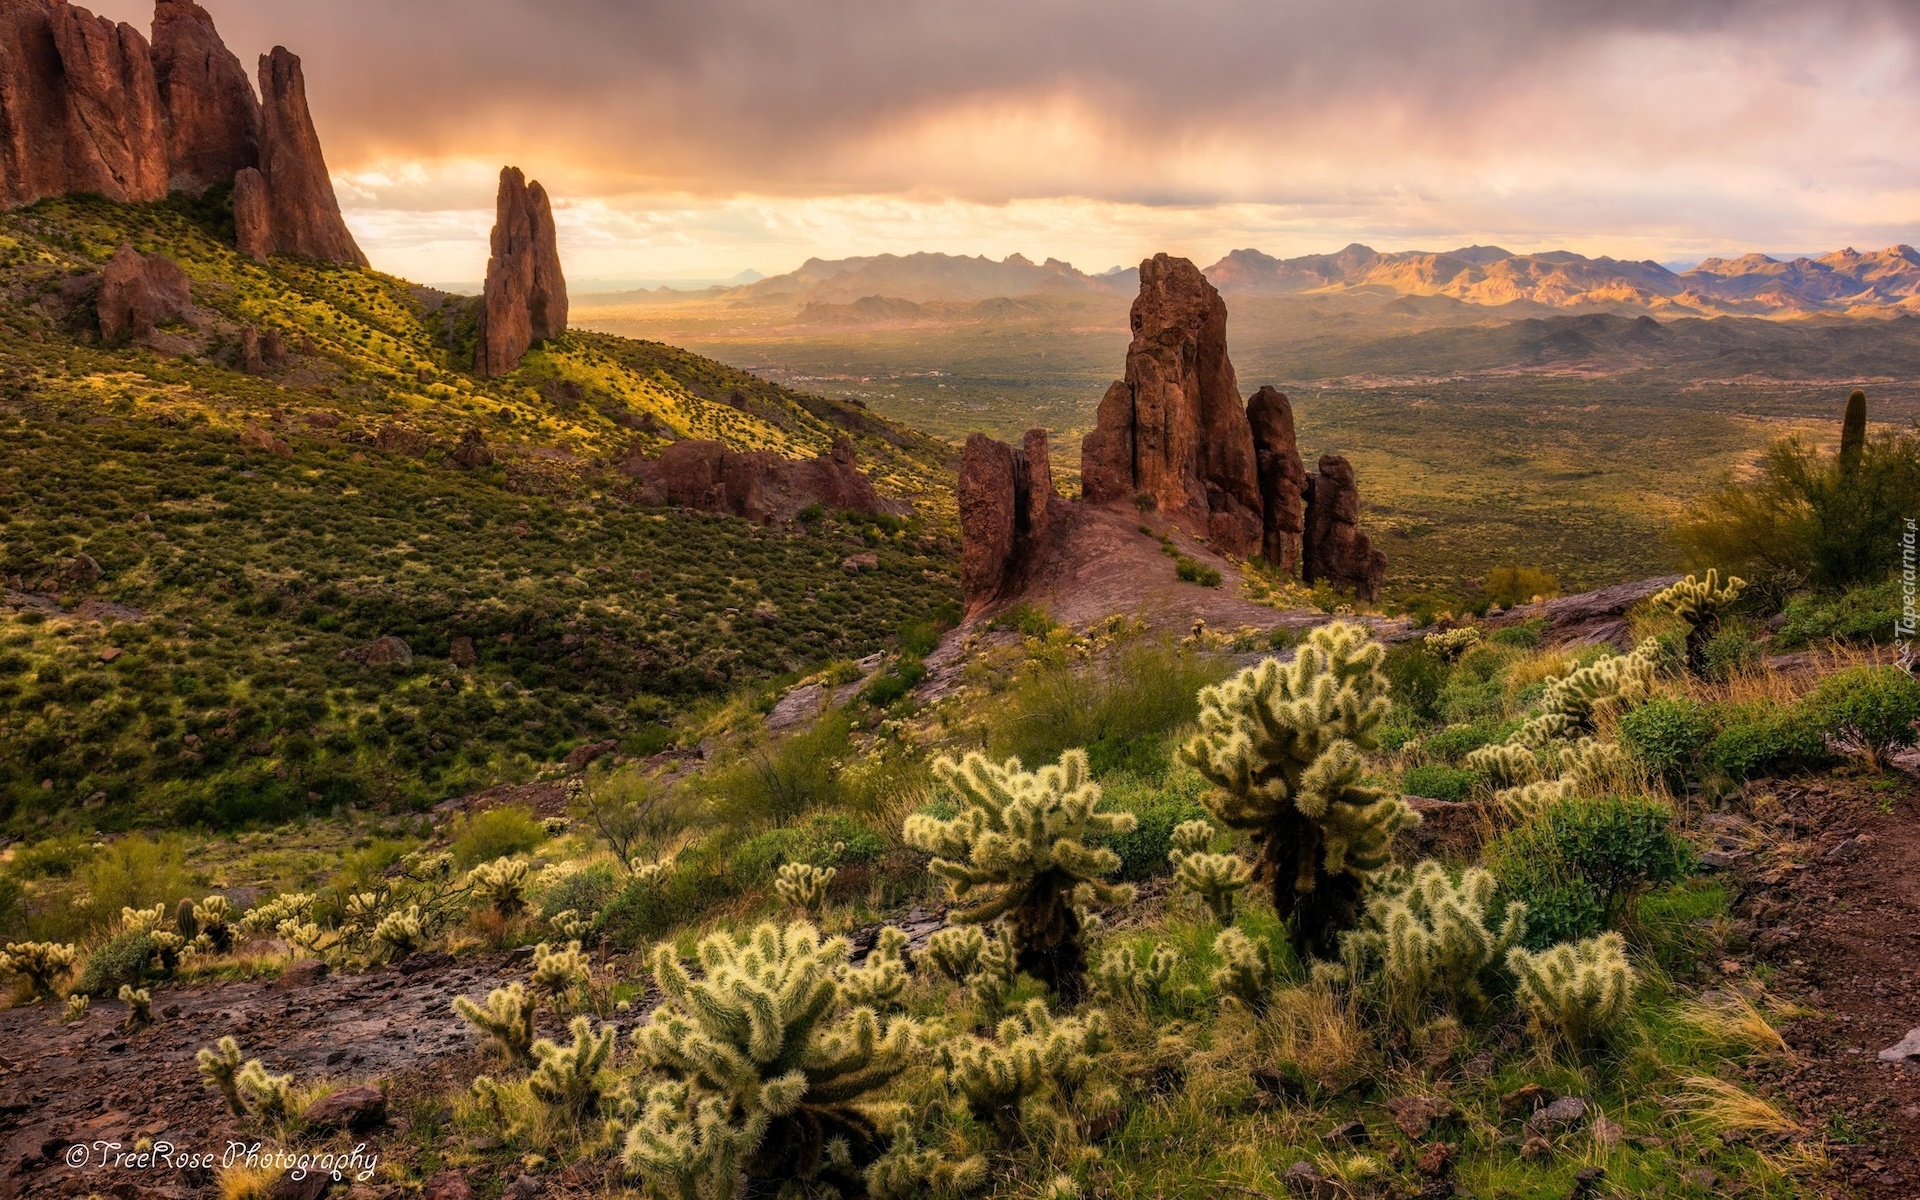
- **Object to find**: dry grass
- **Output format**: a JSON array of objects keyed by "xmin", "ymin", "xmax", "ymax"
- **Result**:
[
  {"xmin": 1675, "ymin": 1074, "xmax": 1803, "ymax": 1137},
  {"xmin": 1676, "ymin": 989, "xmax": 1794, "ymax": 1058},
  {"xmin": 217, "ymin": 1165, "xmax": 279, "ymax": 1200}
]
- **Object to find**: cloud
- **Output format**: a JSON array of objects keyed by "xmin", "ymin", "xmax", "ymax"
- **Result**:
[{"xmin": 85, "ymin": 0, "xmax": 1920, "ymax": 275}]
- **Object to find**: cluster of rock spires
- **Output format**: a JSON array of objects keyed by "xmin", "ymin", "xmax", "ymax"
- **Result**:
[
  {"xmin": 0, "ymin": 0, "xmax": 364, "ymax": 265},
  {"xmin": 962, "ymin": 254, "xmax": 1386, "ymax": 609},
  {"xmin": 476, "ymin": 166, "xmax": 567, "ymax": 377},
  {"xmin": 619, "ymin": 435, "xmax": 895, "ymax": 525}
]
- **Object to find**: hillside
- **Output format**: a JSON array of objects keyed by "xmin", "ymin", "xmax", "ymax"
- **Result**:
[{"xmin": 0, "ymin": 195, "xmax": 962, "ymax": 832}]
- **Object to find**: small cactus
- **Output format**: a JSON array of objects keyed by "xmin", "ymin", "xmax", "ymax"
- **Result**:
[
  {"xmin": 1840, "ymin": 388, "xmax": 1868, "ymax": 471},
  {"xmin": 1, "ymin": 940, "xmax": 79, "ymax": 997},
  {"xmin": 1423, "ymin": 627, "xmax": 1482, "ymax": 663},
  {"xmin": 194, "ymin": 896, "xmax": 235, "ymax": 953},
  {"xmin": 149, "ymin": 930, "xmax": 186, "ymax": 976},
  {"xmin": 1335, "ymin": 862, "xmax": 1527, "ymax": 1021},
  {"xmin": 118, "ymin": 984, "xmax": 152, "ymax": 1031},
  {"xmin": 467, "ymin": 857, "xmax": 531, "ymax": 920},
  {"xmin": 1507, "ymin": 931, "xmax": 1637, "ymax": 1051},
  {"xmin": 453, "ymin": 982, "xmax": 537, "ymax": 1065},
  {"xmin": 924, "ymin": 926, "xmax": 988, "ymax": 985},
  {"xmin": 866, "ymin": 1122, "xmax": 989, "ymax": 1199},
  {"xmin": 939, "ymin": 997, "xmax": 1107, "ymax": 1145},
  {"xmin": 530, "ymin": 940, "xmax": 592, "ymax": 1000},
  {"xmin": 236, "ymin": 1059, "xmax": 296, "ymax": 1124},
  {"xmin": 628, "ymin": 856, "xmax": 675, "ymax": 889},
  {"xmin": 1650, "ymin": 571, "xmax": 1746, "ymax": 675},
  {"xmin": 175, "ymin": 897, "xmax": 199, "ymax": 940},
  {"xmin": 1538, "ymin": 642, "xmax": 1661, "ymax": 735},
  {"xmin": 196, "ymin": 1035, "xmax": 248, "ymax": 1115},
  {"xmin": 840, "ymin": 927, "xmax": 910, "ymax": 1011},
  {"xmin": 238, "ymin": 892, "xmax": 314, "ymax": 939},
  {"xmin": 121, "ymin": 903, "xmax": 167, "ymax": 934},
  {"xmin": 548, "ymin": 909, "xmax": 595, "ymax": 941},
  {"xmin": 1463, "ymin": 742, "xmax": 1545, "ymax": 788},
  {"xmin": 63, "ymin": 993, "xmax": 90, "ymax": 1022},
  {"xmin": 372, "ymin": 905, "xmax": 425, "ymax": 961},
  {"xmin": 1210, "ymin": 928, "xmax": 1274, "ymax": 1014},
  {"xmin": 1169, "ymin": 818, "xmax": 1215, "ymax": 859},
  {"xmin": 528, "ymin": 1015, "xmax": 616, "ymax": 1117},
  {"xmin": 622, "ymin": 1080, "xmax": 756, "ymax": 1200},
  {"xmin": 773, "ymin": 862, "xmax": 837, "ymax": 914},
  {"xmin": 1173, "ymin": 852, "xmax": 1253, "ymax": 924},
  {"xmin": 1091, "ymin": 942, "xmax": 1180, "ymax": 1005}
]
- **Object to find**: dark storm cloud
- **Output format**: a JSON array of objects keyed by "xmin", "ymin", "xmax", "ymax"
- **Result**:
[{"xmin": 86, "ymin": 0, "xmax": 1920, "ymax": 197}]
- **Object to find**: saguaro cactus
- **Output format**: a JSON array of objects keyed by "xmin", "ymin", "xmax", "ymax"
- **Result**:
[
  {"xmin": 1650, "ymin": 570, "xmax": 1746, "ymax": 676},
  {"xmin": 1179, "ymin": 622, "xmax": 1417, "ymax": 958},
  {"xmin": 1841, "ymin": 388, "xmax": 1868, "ymax": 472},
  {"xmin": 905, "ymin": 748, "xmax": 1136, "ymax": 1002}
]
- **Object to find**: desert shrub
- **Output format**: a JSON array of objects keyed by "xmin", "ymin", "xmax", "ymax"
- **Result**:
[
  {"xmin": 1487, "ymin": 794, "xmax": 1694, "ymax": 948},
  {"xmin": 731, "ymin": 813, "xmax": 886, "ymax": 884},
  {"xmin": 75, "ymin": 835, "xmax": 192, "ymax": 929},
  {"xmin": 1775, "ymin": 579, "xmax": 1902, "ymax": 649},
  {"xmin": 1422, "ymin": 722, "xmax": 1507, "ymax": 764},
  {"xmin": 1619, "ymin": 696, "xmax": 1717, "ymax": 787},
  {"xmin": 1489, "ymin": 618, "xmax": 1549, "ymax": 649},
  {"xmin": 1175, "ymin": 557, "xmax": 1222, "ymax": 587},
  {"xmin": 1400, "ymin": 763, "xmax": 1483, "ymax": 802},
  {"xmin": 988, "ymin": 640, "xmax": 1228, "ymax": 779},
  {"xmin": 599, "ymin": 840, "xmax": 738, "ymax": 946},
  {"xmin": 704, "ymin": 709, "xmax": 854, "ymax": 827},
  {"xmin": 1383, "ymin": 644, "xmax": 1447, "ymax": 725},
  {"xmin": 76, "ymin": 928, "xmax": 154, "ymax": 996},
  {"xmin": 1704, "ymin": 700, "xmax": 1835, "ymax": 781},
  {"xmin": 1806, "ymin": 665, "xmax": 1920, "ymax": 768},
  {"xmin": 1485, "ymin": 567, "xmax": 1561, "ymax": 609},
  {"xmin": 449, "ymin": 806, "xmax": 545, "ymax": 868},
  {"xmin": 1703, "ymin": 620, "xmax": 1763, "ymax": 681},
  {"xmin": 538, "ymin": 862, "xmax": 618, "ymax": 923},
  {"xmin": 1096, "ymin": 770, "xmax": 1210, "ymax": 881},
  {"xmin": 859, "ymin": 656, "xmax": 927, "ymax": 707},
  {"xmin": 10, "ymin": 833, "xmax": 96, "ymax": 879}
]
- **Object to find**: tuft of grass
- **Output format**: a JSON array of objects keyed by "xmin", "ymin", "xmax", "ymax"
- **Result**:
[{"xmin": 1675, "ymin": 1074, "xmax": 1803, "ymax": 1137}]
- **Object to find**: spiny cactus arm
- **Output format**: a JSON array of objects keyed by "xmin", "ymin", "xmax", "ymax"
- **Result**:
[
  {"xmin": 1463, "ymin": 742, "xmax": 1546, "ymax": 787},
  {"xmin": 924, "ymin": 926, "xmax": 986, "ymax": 983},
  {"xmin": 196, "ymin": 1036, "xmax": 249, "ymax": 1116},
  {"xmin": 623, "ymin": 1081, "xmax": 764, "ymax": 1200},
  {"xmin": 803, "ymin": 1011, "xmax": 916, "ymax": 1104}
]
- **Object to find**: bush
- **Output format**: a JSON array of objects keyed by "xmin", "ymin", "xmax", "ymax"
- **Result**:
[
  {"xmin": 538, "ymin": 862, "xmax": 618, "ymax": 922},
  {"xmin": 858, "ymin": 656, "xmax": 927, "ymax": 707},
  {"xmin": 1775, "ymin": 579, "xmax": 1902, "ymax": 649},
  {"xmin": 1422, "ymin": 722, "xmax": 1507, "ymax": 764},
  {"xmin": 76, "ymin": 836, "xmax": 192, "ymax": 930},
  {"xmin": 1485, "ymin": 567, "xmax": 1561, "ymax": 609},
  {"xmin": 1487, "ymin": 795, "xmax": 1695, "ymax": 949},
  {"xmin": 704, "ymin": 709, "xmax": 855, "ymax": 827},
  {"xmin": 1489, "ymin": 619, "xmax": 1549, "ymax": 649},
  {"xmin": 76, "ymin": 928, "xmax": 154, "ymax": 996},
  {"xmin": 1383, "ymin": 644, "xmax": 1447, "ymax": 725},
  {"xmin": 1175, "ymin": 557, "xmax": 1223, "ymax": 588},
  {"xmin": 1704, "ymin": 700, "xmax": 1834, "ymax": 781},
  {"xmin": 1702, "ymin": 620, "xmax": 1763, "ymax": 681},
  {"xmin": 1098, "ymin": 771, "xmax": 1211, "ymax": 881},
  {"xmin": 449, "ymin": 805, "xmax": 546, "ymax": 868},
  {"xmin": 730, "ymin": 812, "xmax": 886, "ymax": 883},
  {"xmin": 599, "ymin": 840, "xmax": 739, "ymax": 946},
  {"xmin": 987, "ymin": 641, "xmax": 1229, "ymax": 777},
  {"xmin": 10, "ymin": 834, "xmax": 97, "ymax": 879},
  {"xmin": 1806, "ymin": 666, "xmax": 1920, "ymax": 768},
  {"xmin": 1400, "ymin": 763, "xmax": 1483, "ymax": 803},
  {"xmin": 1619, "ymin": 696, "xmax": 1716, "ymax": 787}
]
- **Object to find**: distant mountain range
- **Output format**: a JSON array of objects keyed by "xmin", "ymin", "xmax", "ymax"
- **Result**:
[{"xmin": 706, "ymin": 245, "xmax": 1920, "ymax": 317}]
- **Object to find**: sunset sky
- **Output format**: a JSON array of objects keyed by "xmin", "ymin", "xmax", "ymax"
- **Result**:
[{"xmin": 94, "ymin": 0, "xmax": 1920, "ymax": 284}]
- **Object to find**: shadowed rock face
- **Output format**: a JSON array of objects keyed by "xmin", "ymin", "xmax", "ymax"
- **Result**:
[
  {"xmin": 1304, "ymin": 454, "xmax": 1387, "ymax": 603},
  {"xmin": 476, "ymin": 166, "xmax": 568, "ymax": 377},
  {"xmin": 246, "ymin": 46, "xmax": 364, "ymax": 265},
  {"xmin": 958, "ymin": 429, "xmax": 1058, "ymax": 609},
  {"xmin": 149, "ymin": 0, "xmax": 258, "ymax": 194},
  {"xmin": 0, "ymin": 0, "xmax": 169, "ymax": 207},
  {"xmin": 620, "ymin": 436, "xmax": 896, "ymax": 525},
  {"xmin": 97, "ymin": 242, "xmax": 190, "ymax": 343},
  {"xmin": 231, "ymin": 164, "xmax": 269, "ymax": 258},
  {"xmin": 1247, "ymin": 385, "xmax": 1307, "ymax": 574},
  {"xmin": 1081, "ymin": 254, "xmax": 1264, "ymax": 556}
]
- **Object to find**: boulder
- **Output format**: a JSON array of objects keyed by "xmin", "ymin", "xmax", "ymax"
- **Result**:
[
  {"xmin": 150, "ymin": 0, "xmax": 259, "ymax": 194},
  {"xmin": 957, "ymin": 428, "xmax": 1059, "ymax": 609},
  {"xmin": 1247, "ymin": 385, "xmax": 1307, "ymax": 573},
  {"xmin": 0, "ymin": 0, "xmax": 169, "ymax": 208},
  {"xmin": 449, "ymin": 636, "xmax": 478, "ymax": 668},
  {"xmin": 97, "ymin": 244, "xmax": 191, "ymax": 343},
  {"xmin": 250, "ymin": 47, "xmax": 366, "ymax": 265},
  {"xmin": 421, "ymin": 1172, "xmax": 475, "ymax": 1200},
  {"xmin": 449, "ymin": 427, "xmax": 494, "ymax": 469},
  {"xmin": 238, "ymin": 325, "xmax": 286, "ymax": 373},
  {"xmin": 239, "ymin": 425, "xmax": 291, "ymax": 456},
  {"xmin": 841, "ymin": 552, "xmax": 879, "ymax": 573},
  {"xmin": 1079, "ymin": 254, "xmax": 1263, "ymax": 556},
  {"xmin": 475, "ymin": 166, "xmax": 568, "ymax": 377},
  {"xmin": 342, "ymin": 636, "xmax": 412, "ymax": 668},
  {"xmin": 621, "ymin": 436, "xmax": 894, "ymax": 525},
  {"xmin": 1303, "ymin": 454, "xmax": 1387, "ymax": 602},
  {"xmin": 301, "ymin": 1083, "xmax": 387, "ymax": 1133}
]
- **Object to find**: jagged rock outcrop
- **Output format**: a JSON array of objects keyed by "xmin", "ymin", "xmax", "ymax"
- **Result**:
[
  {"xmin": 231, "ymin": 164, "xmax": 269, "ymax": 258},
  {"xmin": 959, "ymin": 429, "xmax": 1058, "ymax": 608},
  {"xmin": 1303, "ymin": 455, "xmax": 1387, "ymax": 602},
  {"xmin": 620, "ymin": 435, "xmax": 894, "ymax": 524},
  {"xmin": 475, "ymin": 166, "xmax": 567, "ymax": 377},
  {"xmin": 0, "ymin": 0, "xmax": 169, "ymax": 207},
  {"xmin": 97, "ymin": 242, "xmax": 190, "ymax": 343},
  {"xmin": 1246, "ymin": 385, "xmax": 1307, "ymax": 574},
  {"xmin": 1081, "ymin": 254, "xmax": 1264, "ymax": 556},
  {"xmin": 241, "ymin": 46, "xmax": 364, "ymax": 265},
  {"xmin": 149, "ymin": 0, "xmax": 257, "ymax": 193}
]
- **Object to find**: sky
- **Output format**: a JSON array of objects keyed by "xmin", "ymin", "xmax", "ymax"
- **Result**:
[{"xmin": 95, "ymin": 0, "xmax": 1920, "ymax": 284}]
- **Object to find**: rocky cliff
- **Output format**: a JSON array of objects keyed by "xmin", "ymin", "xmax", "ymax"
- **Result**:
[
  {"xmin": 958, "ymin": 429, "xmax": 1058, "ymax": 609},
  {"xmin": 619, "ymin": 435, "xmax": 898, "ymax": 525},
  {"xmin": 0, "ymin": 0, "xmax": 364, "ymax": 266},
  {"xmin": 476, "ymin": 165, "xmax": 567, "ymax": 377}
]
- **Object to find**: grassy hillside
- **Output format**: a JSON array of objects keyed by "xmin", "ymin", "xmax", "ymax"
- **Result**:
[{"xmin": 0, "ymin": 196, "xmax": 962, "ymax": 834}]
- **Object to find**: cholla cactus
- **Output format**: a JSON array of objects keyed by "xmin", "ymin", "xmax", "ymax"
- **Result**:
[
  {"xmin": 236, "ymin": 1059, "xmax": 295, "ymax": 1124},
  {"xmin": 924, "ymin": 927, "xmax": 988, "ymax": 985},
  {"xmin": 1507, "ymin": 932, "xmax": 1637, "ymax": 1051},
  {"xmin": 1180, "ymin": 623, "xmax": 1418, "ymax": 959},
  {"xmin": 238, "ymin": 892, "xmax": 314, "ymax": 939},
  {"xmin": 866, "ymin": 1122, "xmax": 989, "ymax": 1199},
  {"xmin": 529, "ymin": 1015, "xmax": 617, "ymax": 1118},
  {"xmin": 1210, "ymin": 928, "xmax": 1274, "ymax": 1014},
  {"xmin": 542, "ymin": 816, "xmax": 571, "ymax": 836},
  {"xmin": 940, "ymin": 997, "xmax": 1107, "ymax": 1144},
  {"xmin": 63, "ymin": 993, "xmax": 90, "ymax": 1022},
  {"xmin": 840, "ymin": 927, "xmax": 909, "ymax": 1011},
  {"xmin": 1173, "ymin": 852, "xmax": 1254, "ymax": 924},
  {"xmin": 906, "ymin": 748, "xmax": 1136, "ymax": 1002},
  {"xmin": 372, "ymin": 905, "xmax": 425, "ymax": 962},
  {"xmin": 531, "ymin": 940, "xmax": 592, "ymax": 1000},
  {"xmin": 454, "ymin": 982, "xmax": 537, "ymax": 1065},
  {"xmin": 1651, "ymin": 570, "xmax": 1746, "ymax": 675},
  {"xmin": 118, "ymin": 984, "xmax": 152, "ymax": 1031},
  {"xmin": 276, "ymin": 919, "xmax": 323, "ymax": 958},
  {"xmin": 1538, "ymin": 643, "xmax": 1661, "ymax": 736},
  {"xmin": 774, "ymin": 862, "xmax": 837, "ymax": 914},
  {"xmin": 629, "ymin": 921, "xmax": 915, "ymax": 1191},
  {"xmin": 623, "ymin": 1080, "xmax": 757, "ymax": 1200},
  {"xmin": 1336, "ymin": 863, "xmax": 1527, "ymax": 1021},
  {"xmin": 193, "ymin": 896, "xmax": 235, "ymax": 953},
  {"xmin": 468, "ymin": 857, "xmax": 531, "ymax": 920},
  {"xmin": 1423, "ymin": 627, "xmax": 1483, "ymax": 663},
  {"xmin": 1169, "ymin": 819, "xmax": 1215, "ymax": 859},
  {"xmin": 549, "ymin": 909, "xmax": 595, "ymax": 941},
  {"xmin": 197, "ymin": 1036, "xmax": 248, "ymax": 1115},
  {"xmin": 149, "ymin": 930, "xmax": 186, "ymax": 975},
  {"xmin": 121, "ymin": 903, "xmax": 167, "ymax": 934},
  {"xmin": 1464, "ymin": 742, "xmax": 1546, "ymax": 788},
  {"xmin": 1, "ymin": 941, "xmax": 79, "ymax": 997},
  {"xmin": 1092, "ymin": 943, "xmax": 1180, "ymax": 1005},
  {"xmin": 1487, "ymin": 737, "xmax": 1631, "ymax": 819},
  {"xmin": 629, "ymin": 856, "xmax": 676, "ymax": 889}
]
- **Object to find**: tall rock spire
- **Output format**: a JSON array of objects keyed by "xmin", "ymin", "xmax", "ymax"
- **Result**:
[
  {"xmin": 149, "ymin": 0, "xmax": 258, "ymax": 194},
  {"xmin": 240, "ymin": 46, "xmax": 364, "ymax": 265},
  {"xmin": 476, "ymin": 166, "xmax": 568, "ymax": 377}
]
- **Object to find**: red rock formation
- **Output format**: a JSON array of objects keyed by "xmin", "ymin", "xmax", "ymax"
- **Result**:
[
  {"xmin": 1246, "ymin": 385, "xmax": 1307, "ymax": 574},
  {"xmin": 0, "ymin": 0, "xmax": 169, "ymax": 207},
  {"xmin": 1303, "ymin": 455, "xmax": 1387, "ymax": 603},
  {"xmin": 958, "ymin": 429, "xmax": 1058, "ymax": 609},
  {"xmin": 247, "ymin": 46, "xmax": 364, "ymax": 265},
  {"xmin": 97, "ymin": 242, "xmax": 190, "ymax": 342},
  {"xmin": 1080, "ymin": 254, "xmax": 1263, "ymax": 556},
  {"xmin": 476, "ymin": 166, "xmax": 568, "ymax": 377},
  {"xmin": 231, "ymin": 165, "xmax": 268, "ymax": 257},
  {"xmin": 149, "ymin": 0, "xmax": 258, "ymax": 194},
  {"xmin": 621, "ymin": 436, "xmax": 894, "ymax": 525}
]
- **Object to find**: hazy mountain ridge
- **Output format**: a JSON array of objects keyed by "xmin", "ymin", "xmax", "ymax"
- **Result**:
[{"xmin": 710, "ymin": 244, "xmax": 1920, "ymax": 316}]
